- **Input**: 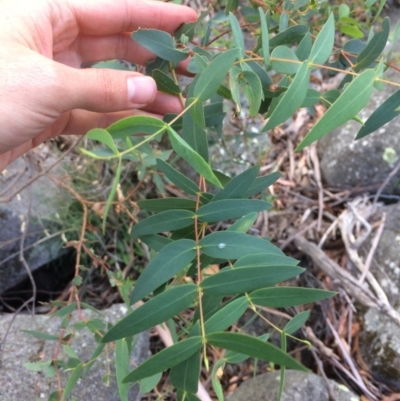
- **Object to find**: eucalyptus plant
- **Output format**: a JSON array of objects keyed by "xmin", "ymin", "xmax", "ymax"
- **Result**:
[{"xmin": 44, "ymin": 0, "xmax": 400, "ymax": 399}]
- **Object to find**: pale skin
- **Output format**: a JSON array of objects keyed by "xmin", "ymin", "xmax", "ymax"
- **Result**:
[{"xmin": 0, "ymin": 0, "xmax": 198, "ymax": 172}]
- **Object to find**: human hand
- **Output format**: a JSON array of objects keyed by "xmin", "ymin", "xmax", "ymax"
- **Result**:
[{"xmin": 0, "ymin": 0, "xmax": 197, "ymax": 171}]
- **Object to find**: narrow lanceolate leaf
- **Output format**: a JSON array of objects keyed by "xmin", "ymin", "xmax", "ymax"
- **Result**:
[
  {"xmin": 227, "ymin": 212, "xmax": 258, "ymax": 233},
  {"xmin": 152, "ymin": 69, "xmax": 181, "ymax": 95},
  {"xmin": 177, "ymin": 390, "xmax": 201, "ymax": 401},
  {"xmin": 244, "ymin": 171, "xmax": 281, "ymax": 198},
  {"xmin": 296, "ymin": 69, "xmax": 376, "ymax": 150},
  {"xmin": 87, "ymin": 128, "xmax": 118, "ymax": 154},
  {"xmin": 130, "ymin": 239, "xmax": 196, "ymax": 304},
  {"xmin": 229, "ymin": 13, "xmax": 245, "ymax": 57},
  {"xmin": 132, "ymin": 29, "xmax": 189, "ymax": 62},
  {"xmin": 138, "ymin": 198, "xmax": 196, "ymax": 212},
  {"xmin": 199, "ymin": 231, "xmax": 284, "ymax": 259},
  {"xmin": 103, "ymin": 285, "xmax": 197, "ymax": 342},
  {"xmin": 309, "ymin": 13, "xmax": 335, "ymax": 65},
  {"xmin": 197, "ymin": 199, "xmax": 271, "ymax": 223},
  {"xmin": 249, "ymin": 287, "xmax": 336, "ymax": 308},
  {"xmin": 284, "ymin": 311, "xmax": 311, "ymax": 335},
  {"xmin": 269, "ymin": 25, "xmax": 308, "ymax": 47},
  {"xmin": 204, "ymin": 297, "xmax": 248, "ymax": 333},
  {"xmin": 189, "ymin": 97, "xmax": 205, "ymax": 129},
  {"xmin": 62, "ymin": 363, "xmax": 84, "ymax": 401},
  {"xmin": 233, "ymin": 253, "xmax": 299, "ymax": 268},
  {"xmin": 115, "ymin": 339, "xmax": 130, "ymax": 401},
  {"xmin": 193, "ymin": 48, "xmax": 240, "ymax": 101},
  {"xmin": 263, "ymin": 61, "xmax": 310, "ymax": 132},
  {"xmin": 355, "ymin": 17, "xmax": 390, "ymax": 71},
  {"xmin": 356, "ymin": 90, "xmax": 400, "ymax": 139},
  {"xmin": 259, "ymin": 8, "xmax": 270, "ymax": 65},
  {"xmin": 107, "ymin": 115, "xmax": 167, "ymax": 140},
  {"xmin": 238, "ymin": 70, "xmax": 264, "ymax": 117},
  {"xmin": 212, "ymin": 359, "xmax": 226, "ymax": 401},
  {"xmin": 123, "ymin": 337, "xmax": 202, "ymax": 383},
  {"xmin": 167, "ymin": 127, "xmax": 222, "ymax": 188},
  {"xmin": 201, "ymin": 265, "xmax": 304, "ymax": 295},
  {"xmin": 131, "ymin": 210, "xmax": 195, "ymax": 237},
  {"xmin": 271, "ymin": 46, "xmax": 300, "ymax": 74},
  {"xmin": 205, "ymin": 102, "xmax": 226, "ymax": 127},
  {"xmin": 156, "ymin": 159, "xmax": 200, "ymax": 195},
  {"xmin": 140, "ymin": 234, "xmax": 173, "ymax": 252},
  {"xmin": 103, "ymin": 158, "xmax": 122, "ymax": 232},
  {"xmin": 296, "ymin": 32, "xmax": 312, "ymax": 61},
  {"xmin": 170, "ymin": 352, "xmax": 200, "ymax": 393},
  {"xmin": 207, "ymin": 332, "xmax": 308, "ymax": 371}
]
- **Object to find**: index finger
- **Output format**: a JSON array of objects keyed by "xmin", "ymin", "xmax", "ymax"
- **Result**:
[{"xmin": 68, "ymin": 0, "xmax": 198, "ymax": 35}]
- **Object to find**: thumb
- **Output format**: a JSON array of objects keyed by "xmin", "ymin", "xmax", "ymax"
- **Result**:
[{"xmin": 62, "ymin": 66, "xmax": 157, "ymax": 113}]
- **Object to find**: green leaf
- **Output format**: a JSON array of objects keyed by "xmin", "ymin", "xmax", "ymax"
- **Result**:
[
  {"xmin": 131, "ymin": 210, "xmax": 195, "ymax": 237},
  {"xmin": 230, "ymin": 13, "xmax": 245, "ymax": 57},
  {"xmin": 244, "ymin": 171, "xmax": 281, "ymax": 197},
  {"xmin": 53, "ymin": 302, "xmax": 77, "ymax": 318},
  {"xmin": 152, "ymin": 69, "xmax": 181, "ymax": 95},
  {"xmin": 320, "ymin": 89, "xmax": 340, "ymax": 107},
  {"xmin": 107, "ymin": 115, "xmax": 167, "ymax": 140},
  {"xmin": 130, "ymin": 239, "xmax": 196, "ymax": 304},
  {"xmin": 212, "ymin": 165, "xmax": 260, "ymax": 201},
  {"xmin": 230, "ymin": 65, "xmax": 242, "ymax": 113},
  {"xmin": 270, "ymin": 25, "xmax": 308, "ymax": 47},
  {"xmin": 189, "ymin": 97, "xmax": 206, "ymax": 129},
  {"xmin": 271, "ymin": 46, "xmax": 300, "ymax": 74},
  {"xmin": 387, "ymin": 18, "xmax": 400, "ymax": 63},
  {"xmin": 139, "ymin": 373, "xmax": 162, "ymax": 394},
  {"xmin": 309, "ymin": 13, "xmax": 335, "ymax": 65},
  {"xmin": 205, "ymin": 102, "xmax": 226, "ymax": 127},
  {"xmin": 103, "ymin": 157, "xmax": 122, "ymax": 232},
  {"xmin": 104, "ymin": 285, "xmax": 197, "ymax": 342},
  {"xmin": 356, "ymin": 90, "xmax": 400, "ymax": 139},
  {"xmin": 140, "ymin": 234, "xmax": 173, "ymax": 252},
  {"xmin": 207, "ymin": 332, "xmax": 307, "ymax": 370},
  {"xmin": 227, "ymin": 212, "xmax": 258, "ymax": 233},
  {"xmin": 24, "ymin": 360, "xmax": 52, "ymax": 372},
  {"xmin": 340, "ymin": 24, "xmax": 364, "ymax": 39},
  {"xmin": 302, "ymin": 89, "xmax": 321, "ymax": 108},
  {"xmin": 259, "ymin": 8, "xmax": 270, "ymax": 66},
  {"xmin": 123, "ymin": 337, "xmax": 202, "ymax": 383},
  {"xmin": 279, "ymin": 12, "xmax": 289, "ymax": 31},
  {"xmin": 212, "ymin": 359, "xmax": 226, "ymax": 401},
  {"xmin": 138, "ymin": 198, "xmax": 196, "ymax": 213},
  {"xmin": 194, "ymin": 49, "xmax": 240, "ymax": 101},
  {"xmin": 339, "ymin": 4, "xmax": 350, "ymax": 19},
  {"xmin": 201, "ymin": 265, "xmax": 304, "ymax": 295},
  {"xmin": 296, "ymin": 32, "xmax": 312, "ymax": 61},
  {"xmin": 82, "ymin": 342, "xmax": 106, "ymax": 377},
  {"xmin": 199, "ymin": 231, "xmax": 284, "ymax": 259},
  {"xmin": 355, "ymin": 17, "xmax": 390, "ymax": 71},
  {"xmin": 177, "ymin": 391, "xmax": 201, "ymax": 401},
  {"xmin": 250, "ymin": 287, "xmax": 335, "ymax": 307},
  {"xmin": 233, "ymin": 253, "xmax": 299, "ymax": 268},
  {"xmin": 87, "ymin": 128, "xmax": 118, "ymax": 154},
  {"xmin": 167, "ymin": 127, "xmax": 222, "ymax": 188},
  {"xmin": 22, "ymin": 330, "xmax": 60, "ymax": 341},
  {"xmin": 238, "ymin": 70, "xmax": 264, "ymax": 117},
  {"xmin": 204, "ymin": 297, "xmax": 248, "ymax": 333},
  {"xmin": 263, "ymin": 61, "xmax": 310, "ymax": 131},
  {"xmin": 197, "ymin": 199, "xmax": 271, "ymax": 223},
  {"xmin": 116, "ymin": 339, "xmax": 130, "ymax": 401},
  {"xmin": 296, "ymin": 69, "xmax": 376, "ymax": 150},
  {"xmin": 170, "ymin": 352, "xmax": 200, "ymax": 393},
  {"xmin": 182, "ymin": 95, "xmax": 208, "ymax": 161},
  {"xmin": 226, "ymin": 0, "xmax": 239, "ymax": 14},
  {"xmin": 284, "ymin": 310, "xmax": 310, "ymax": 335},
  {"xmin": 132, "ymin": 29, "xmax": 188, "ymax": 62},
  {"xmin": 62, "ymin": 362, "xmax": 84, "ymax": 401},
  {"xmin": 156, "ymin": 159, "xmax": 200, "ymax": 195}
]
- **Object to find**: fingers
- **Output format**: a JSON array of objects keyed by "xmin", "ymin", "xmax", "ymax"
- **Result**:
[{"xmin": 68, "ymin": 0, "xmax": 198, "ymax": 36}]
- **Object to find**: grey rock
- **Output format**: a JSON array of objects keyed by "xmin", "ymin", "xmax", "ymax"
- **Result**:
[
  {"xmin": 0, "ymin": 155, "xmax": 70, "ymax": 295},
  {"xmin": 0, "ymin": 304, "xmax": 150, "ymax": 401},
  {"xmin": 317, "ymin": 69, "xmax": 400, "ymax": 195},
  {"xmin": 358, "ymin": 203, "xmax": 400, "ymax": 384},
  {"xmin": 227, "ymin": 371, "xmax": 360, "ymax": 401}
]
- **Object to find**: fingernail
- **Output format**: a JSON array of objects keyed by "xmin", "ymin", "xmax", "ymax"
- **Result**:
[{"xmin": 127, "ymin": 76, "xmax": 156, "ymax": 104}]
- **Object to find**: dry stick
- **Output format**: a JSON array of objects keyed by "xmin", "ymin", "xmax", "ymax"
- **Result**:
[
  {"xmin": 309, "ymin": 145, "xmax": 324, "ymax": 232},
  {"xmin": 358, "ymin": 212, "xmax": 386, "ymax": 285},
  {"xmin": 0, "ymin": 136, "xmax": 84, "ymax": 203},
  {"xmin": 293, "ymin": 235, "xmax": 400, "ymax": 327},
  {"xmin": 373, "ymin": 159, "xmax": 400, "ymax": 205},
  {"xmin": 325, "ymin": 318, "xmax": 378, "ymax": 401}
]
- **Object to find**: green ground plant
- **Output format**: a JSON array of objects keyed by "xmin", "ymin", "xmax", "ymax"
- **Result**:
[{"xmin": 26, "ymin": 0, "xmax": 400, "ymax": 399}]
